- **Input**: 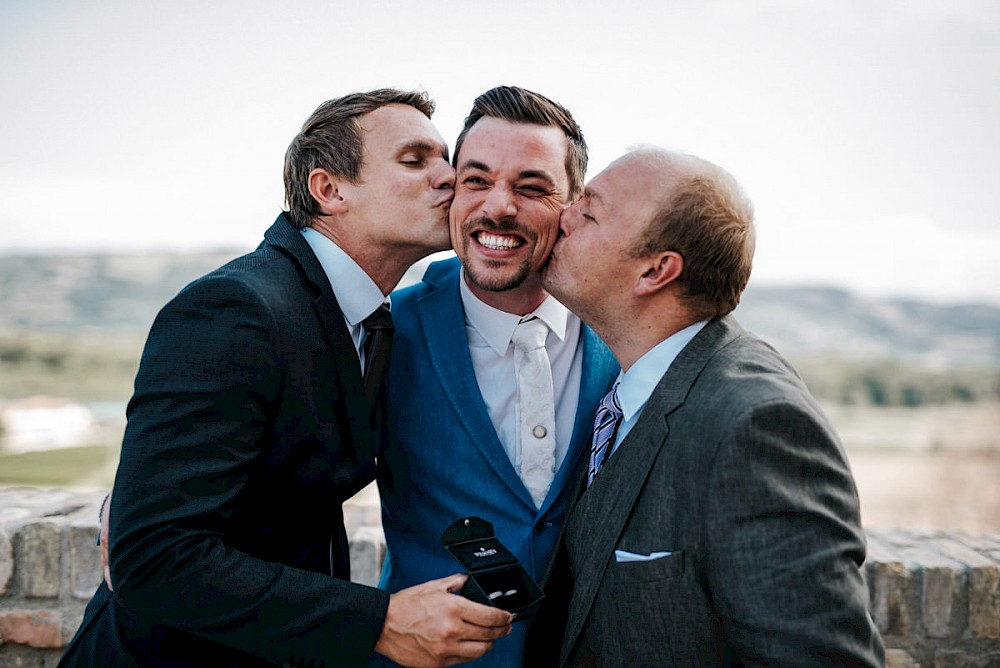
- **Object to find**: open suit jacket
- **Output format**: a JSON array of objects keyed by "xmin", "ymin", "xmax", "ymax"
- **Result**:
[
  {"xmin": 374, "ymin": 257, "xmax": 619, "ymax": 667},
  {"xmin": 59, "ymin": 214, "xmax": 389, "ymax": 668},
  {"xmin": 524, "ymin": 315, "xmax": 885, "ymax": 667}
]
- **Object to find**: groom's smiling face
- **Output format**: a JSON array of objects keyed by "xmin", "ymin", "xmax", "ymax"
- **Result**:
[{"xmin": 449, "ymin": 117, "xmax": 570, "ymax": 296}]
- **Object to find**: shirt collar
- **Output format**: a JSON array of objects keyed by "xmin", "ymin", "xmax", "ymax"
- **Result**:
[
  {"xmin": 616, "ymin": 320, "xmax": 708, "ymax": 422},
  {"xmin": 301, "ymin": 227, "xmax": 387, "ymax": 325},
  {"xmin": 459, "ymin": 269, "xmax": 570, "ymax": 357}
]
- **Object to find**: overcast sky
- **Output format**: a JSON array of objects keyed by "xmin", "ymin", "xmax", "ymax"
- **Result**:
[{"xmin": 2, "ymin": 0, "xmax": 998, "ymax": 304}]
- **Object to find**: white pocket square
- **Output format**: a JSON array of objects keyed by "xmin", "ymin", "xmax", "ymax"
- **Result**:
[{"xmin": 614, "ymin": 549, "xmax": 674, "ymax": 563}]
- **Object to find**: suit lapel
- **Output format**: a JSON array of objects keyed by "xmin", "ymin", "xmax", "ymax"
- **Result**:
[
  {"xmin": 559, "ymin": 316, "xmax": 744, "ymax": 662},
  {"xmin": 417, "ymin": 270, "xmax": 535, "ymax": 505},
  {"xmin": 560, "ymin": 420, "xmax": 667, "ymax": 663},
  {"xmin": 545, "ymin": 326, "xmax": 618, "ymax": 512},
  {"xmin": 313, "ymin": 293, "xmax": 370, "ymax": 446},
  {"xmin": 264, "ymin": 215, "xmax": 370, "ymax": 449}
]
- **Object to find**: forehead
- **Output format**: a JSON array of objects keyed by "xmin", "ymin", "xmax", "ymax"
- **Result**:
[
  {"xmin": 359, "ymin": 103, "xmax": 447, "ymax": 155},
  {"xmin": 588, "ymin": 155, "xmax": 669, "ymax": 222},
  {"xmin": 457, "ymin": 117, "xmax": 568, "ymax": 180}
]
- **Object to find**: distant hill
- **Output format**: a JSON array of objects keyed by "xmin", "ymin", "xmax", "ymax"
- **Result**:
[
  {"xmin": 1, "ymin": 250, "xmax": 998, "ymax": 367},
  {"xmin": 737, "ymin": 285, "xmax": 1000, "ymax": 366}
]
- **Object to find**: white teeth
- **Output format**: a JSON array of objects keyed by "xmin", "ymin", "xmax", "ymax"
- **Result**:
[{"xmin": 477, "ymin": 232, "xmax": 523, "ymax": 250}]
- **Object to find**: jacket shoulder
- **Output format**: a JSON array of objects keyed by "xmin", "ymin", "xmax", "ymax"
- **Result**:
[
  {"xmin": 685, "ymin": 328, "xmax": 817, "ymax": 427},
  {"xmin": 392, "ymin": 256, "xmax": 460, "ymax": 307}
]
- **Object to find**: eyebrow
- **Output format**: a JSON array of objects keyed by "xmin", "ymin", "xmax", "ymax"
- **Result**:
[
  {"xmin": 397, "ymin": 140, "xmax": 449, "ymax": 162},
  {"xmin": 584, "ymin": 187, "xmax": 604, "ymax": 205},
  {"xmin": 458, "ymin": 159, "xmax": 557, "ymax": 186}
]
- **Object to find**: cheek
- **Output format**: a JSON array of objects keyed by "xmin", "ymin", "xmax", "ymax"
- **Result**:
[
  {"xmin": 448, "ymin": 208, "xmax": 464, "ymax": 236},
  {"xmin": 450, "ymin": 192, "xmax": 477, "ymax": 223},
  {"xmin": 532, "ymin": 212, "xmax": 562, "ymax": 247},
  {"xmin": 567, "ymin": 236, "xmax": 596, "ymax": 267}
]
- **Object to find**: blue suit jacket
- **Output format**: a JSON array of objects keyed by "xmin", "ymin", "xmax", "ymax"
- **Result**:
[{"xmin": 374, "ymin": 257, "xmax": 618, "ymax": 667}]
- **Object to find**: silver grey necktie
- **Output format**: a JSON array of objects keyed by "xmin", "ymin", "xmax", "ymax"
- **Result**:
[{"xmin": 512, "ymin": 317, "xmax": 557, "ymax": 507}]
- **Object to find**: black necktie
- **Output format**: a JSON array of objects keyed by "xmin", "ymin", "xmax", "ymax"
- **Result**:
[{"xmin": 362, "ymin": 303, "xmax": 394, "ymax": 409}]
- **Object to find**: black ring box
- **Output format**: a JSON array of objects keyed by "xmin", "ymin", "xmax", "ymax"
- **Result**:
[{"xmin": 441, "ymin": 516, "xmax": 544, "ymax": 620}]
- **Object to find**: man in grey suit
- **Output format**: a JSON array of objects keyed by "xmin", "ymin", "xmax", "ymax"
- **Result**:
[{"xmin": 526, "ymin": 147, "xmax": 885, "ymax": 666}]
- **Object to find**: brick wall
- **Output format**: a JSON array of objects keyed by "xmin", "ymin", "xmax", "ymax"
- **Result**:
[{"xmin": 2, "ymin": 487, "xmax": 998, "ymax": 667}]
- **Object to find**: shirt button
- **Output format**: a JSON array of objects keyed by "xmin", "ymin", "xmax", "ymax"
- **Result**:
[{"xmin": 532, "ymin": 425, "xmax": 548, "ymax": 438}]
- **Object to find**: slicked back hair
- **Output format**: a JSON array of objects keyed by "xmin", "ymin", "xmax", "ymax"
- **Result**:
[
  {"xmin": 628, "ymin": 149, "xmax": 756, "ymax": 319},
  {"xmin": 454, "ymin": 86, "xmax": 587, "ymax": 200},
  {"xmin": 283, "ymin": 88, "xmax": 436, "ymax": 229}
]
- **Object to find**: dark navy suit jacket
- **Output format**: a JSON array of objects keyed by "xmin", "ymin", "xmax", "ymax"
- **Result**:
[{"xmin": 60, "ymin": 214, "xmax": 389, "ymax": 667}]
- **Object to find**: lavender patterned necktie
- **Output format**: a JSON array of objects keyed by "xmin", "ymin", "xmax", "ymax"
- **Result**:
[{"xmin": 587, "ymin": 385, "xmax": 622, "ymax": 487}]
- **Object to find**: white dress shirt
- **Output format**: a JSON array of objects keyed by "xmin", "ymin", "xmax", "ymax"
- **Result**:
[
  {"xmin": 611, "ymin": 320, "xmax": 708, "ymax": 453},
  {"xmin": 459, "ymin": 271, "xmax": 584, "ymax": 475},
  {"xmin": 301, "ymin": 227, "xmax": 387, "ymax": 365}
]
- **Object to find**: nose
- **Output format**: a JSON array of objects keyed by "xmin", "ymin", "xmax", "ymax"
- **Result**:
[
  {"xmin": 559, "ymin": 202, "xmax": 580, "ymax": 236},
  {"xmin": 433, "ymin": 160, "xmax": 455, "ymax": 190},
  {"xmin": 482, "ymin": 183, "xmax": 517, "ymax": 220}
]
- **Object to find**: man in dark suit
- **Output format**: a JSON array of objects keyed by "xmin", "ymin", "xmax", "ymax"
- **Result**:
[
  {"xmin": 374, "ymin": 87, "xmax": 618, "ymax": 668},
  {"xmin": 59, "ymin": 89, "xmax": 512, "ymax": 668},
  {"xmin": 526, "ymin": 147, "xmax": 885, "ymax": 666}
]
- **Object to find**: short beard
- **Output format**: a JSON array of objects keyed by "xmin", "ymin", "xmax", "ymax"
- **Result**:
[
  {"xmin": 464, "ymin": 256, "xmax": 533, "ymax": 293},
  {"xmin": 458, "ymin": 216, "xmax": 536, "ymax": 293}
]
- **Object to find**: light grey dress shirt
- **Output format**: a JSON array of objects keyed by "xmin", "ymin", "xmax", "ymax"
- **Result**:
[{"xmin": 301, "ymin": 227, "xmax": 387, "ymax": 365}]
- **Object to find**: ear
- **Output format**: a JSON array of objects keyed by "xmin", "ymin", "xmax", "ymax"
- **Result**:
[
  {"xmin": 307, "ymin": 168, "xmax": 348, "ymax": 216},
  {"xmin": 635, "ymin": 251, "xmax": 683, "ymax": 297}
]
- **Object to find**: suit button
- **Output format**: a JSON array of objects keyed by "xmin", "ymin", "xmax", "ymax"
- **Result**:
[{"xmin": 534, "ymin": 521, "xmax": 545, "ymax": 535}]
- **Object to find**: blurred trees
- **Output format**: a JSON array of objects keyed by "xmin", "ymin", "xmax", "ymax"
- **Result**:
[
  {"xmin": 793, "ymin": 357, "xmax": 999, "ymax": 407},
  {"xmin": 0, "ymin": 331, "xmax": 143, "ymax": 401}
]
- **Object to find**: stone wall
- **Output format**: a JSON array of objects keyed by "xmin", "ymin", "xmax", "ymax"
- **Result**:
[{"xmin": 2, "ymin": 487, "xmax": 999, "ymax": 667}]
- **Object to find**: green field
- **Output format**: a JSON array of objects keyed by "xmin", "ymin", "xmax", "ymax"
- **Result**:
[
  {"xmin": 0, "ymin": 444, "xmax": 116, "ymax": 487},
  {"xmin": 0, "ymin": 330, "xmax": 144, "ymax": 401}
]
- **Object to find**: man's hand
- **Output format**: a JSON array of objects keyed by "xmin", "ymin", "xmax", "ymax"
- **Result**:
[
  {"xmin": 99, "ymin": 490, "xmax": 113, "ymax": 591},
  {"xmin": 374, "ymin": 573, "xmax": 513, "ymax": 667}
]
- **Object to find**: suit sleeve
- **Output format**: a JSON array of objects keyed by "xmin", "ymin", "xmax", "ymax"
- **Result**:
[
  {"xmin": 704, "ymin": 399, "xmax": 884, "ymax": 666},
  {"xmin": 109, "ymin": 275, "xmax": 388, "ymax": 667}
]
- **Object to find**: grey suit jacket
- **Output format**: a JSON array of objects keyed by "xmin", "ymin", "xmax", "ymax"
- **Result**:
[{"xmin": 525, "ymin": 315, "xmax": 885, "ymax": 667}]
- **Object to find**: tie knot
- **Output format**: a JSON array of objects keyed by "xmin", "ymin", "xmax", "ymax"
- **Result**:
[
  {"xmin": 512, "ymin": 317, "xmax": 548, "ymax": 353},
  {"xmin": 363, "ymin": 303, "xmax": 393, "ymax": 334},
  {"xmin": 601, "ymin": 385, "xmax": 623, "ymax": 417}
]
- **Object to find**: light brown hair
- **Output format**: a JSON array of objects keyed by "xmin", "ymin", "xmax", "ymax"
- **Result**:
[
  {"xmin": 454, "ymin": 86, "xmax": 587, "ymax": 199},
  {"xmin": 629, "ymin": 149, "xmax": 756, "ymax": 318},
  {"xmin": 283, "ymin": 89, "xmax": 436, "ymax": 229}
]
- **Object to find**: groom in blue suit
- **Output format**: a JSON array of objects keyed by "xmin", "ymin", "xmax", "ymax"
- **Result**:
[{"xmin": 374, "ymin": 87, "xmax": 618, "ymax": 667}]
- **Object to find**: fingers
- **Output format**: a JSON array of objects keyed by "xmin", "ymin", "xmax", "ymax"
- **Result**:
[
  {"xmin": 440, "ymin": 572, "xmax": 469, "ymax": 594},
  {"xmin": 453, "ymin": 596, "xmax": 513, "ymax": 630},
  {"xmin": 419, "ymin": 575, "xmax": 513, "ymax": 633},
  {"xmin": 374, "ymin": 575, "xmax": 514, "ymax": 667},
  {"xmin": 430, "ymin": 573, "xmax": 513, "ymax": 629}
]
